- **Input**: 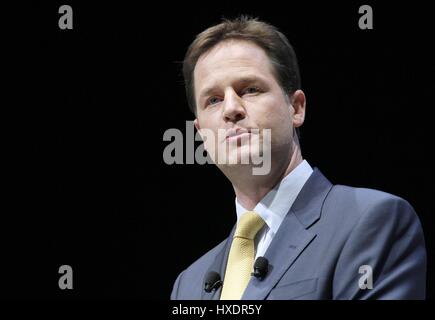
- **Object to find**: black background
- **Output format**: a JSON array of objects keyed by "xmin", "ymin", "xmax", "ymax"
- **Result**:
[{"xmin": 2, "ymin": 1, "xmax": 434, "ymax": 300}]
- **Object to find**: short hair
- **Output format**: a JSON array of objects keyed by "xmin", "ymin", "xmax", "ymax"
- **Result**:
[{"xmin": 182, "ymin": 15, "xmax": 301, "ymax": 115}]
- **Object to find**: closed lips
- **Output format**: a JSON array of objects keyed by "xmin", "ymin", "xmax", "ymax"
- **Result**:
[{"xmin": 226, "ymin": 128, "xmax": 252, "ymax": 139}]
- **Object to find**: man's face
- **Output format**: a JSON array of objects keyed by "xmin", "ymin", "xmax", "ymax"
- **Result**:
[{"xmin": 193, "ymin": 40, "xmax": 302, "ymax": 168}]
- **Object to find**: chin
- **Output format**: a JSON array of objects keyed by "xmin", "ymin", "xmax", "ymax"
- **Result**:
[{"xmin": 225, "ymin": 147, "xmax": 256, "ymax": 166}]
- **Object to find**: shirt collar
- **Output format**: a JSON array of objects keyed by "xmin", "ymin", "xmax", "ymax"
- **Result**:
[{"xmin": 235, "ymin": 160, "xmax": 313, "ymax": 234}]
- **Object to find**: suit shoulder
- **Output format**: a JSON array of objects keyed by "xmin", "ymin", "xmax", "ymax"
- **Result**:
[{"xmin": 326, "ymin": 184, "xmax": 420, "ymax": 228}]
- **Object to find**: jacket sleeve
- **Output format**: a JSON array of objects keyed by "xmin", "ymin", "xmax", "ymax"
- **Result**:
[{"xmin": 332, "ymin": 196, "xmax": 426, "ymax": 299}]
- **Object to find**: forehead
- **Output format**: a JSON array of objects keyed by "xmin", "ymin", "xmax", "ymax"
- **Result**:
[{"xmin": 194, "ymin": 40, "xmax": 276, "ymax": 92}]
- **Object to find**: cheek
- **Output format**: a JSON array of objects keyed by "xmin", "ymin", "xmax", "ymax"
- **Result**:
[
  {"xmin": 253, "ymin": 100, "xmax": 293, "ymax": 143},
  {"xmin": 197, "ymin": 113, "xmax": 218, "ymax": 130},
  {"xmin": 197, "ymin": 115, "xmax": 223, "ymax": 145},
  {"xmin": 254, "ymin": 97, "xmax": 292, "ymax": 129}
]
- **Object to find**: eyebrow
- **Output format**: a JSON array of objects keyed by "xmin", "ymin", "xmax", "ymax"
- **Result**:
[{"xmin": 198, "ymin": 75, "xmax": 267, "ymax": 101}]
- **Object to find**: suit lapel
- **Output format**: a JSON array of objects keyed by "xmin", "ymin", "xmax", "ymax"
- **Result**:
[
  {"xmin": 201, "ymin": 225, "xmax": 235, "ymax": 300},
  {"xmin": 241, "ymin": 210, "xmax": 316, "ymax": 300},
  {"xmin": 242, "ymin": 168, "xmax": 333, "ymax": 300}
]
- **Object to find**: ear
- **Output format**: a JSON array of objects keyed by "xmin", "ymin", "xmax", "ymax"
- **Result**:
[
  {"xmin": 194, "ymin": 118, "xmax": 200, "ymax": 130},
  {"xmin": 194, "ymin": 118, "xmax": 203, "ymax": 139},
  {"xmin": 290, "ymin": 90, "xmax": 306, "ymax": 128}
]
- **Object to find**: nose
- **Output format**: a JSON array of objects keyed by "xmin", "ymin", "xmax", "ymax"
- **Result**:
[{"xmin": 222, "ymin": 89, "xmax": 246, "ymax": 123}]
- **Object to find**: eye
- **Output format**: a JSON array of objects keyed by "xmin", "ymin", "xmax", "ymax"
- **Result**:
[
  {"xmin": 207, "ymin": 96, "xmax": 222, "ymax": 106},
  {"xmin": 242, "ymin": 86, "xmax": 260, "ymax": 95}
]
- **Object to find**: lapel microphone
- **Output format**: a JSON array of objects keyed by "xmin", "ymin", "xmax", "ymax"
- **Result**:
[
  {"xmin": 204, "ymin": 257, "xmax": 268, "ymax": 293},
  {"xmin": 251, "ymin": 256, "xmax": 269, "ymax": 280},
  {"xmin": 204, "ymin": 271, "xmax": 222, "ymax": 293}
]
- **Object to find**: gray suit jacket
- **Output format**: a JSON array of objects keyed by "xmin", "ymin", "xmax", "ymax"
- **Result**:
[{"xmin": 171, "ymin": 169, "xmax": 426, "ymax": 299}]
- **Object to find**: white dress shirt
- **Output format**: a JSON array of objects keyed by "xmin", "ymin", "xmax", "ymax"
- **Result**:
[{"xmin": 235, "ymin": 160, "xmax": 313, "ymax": 259}]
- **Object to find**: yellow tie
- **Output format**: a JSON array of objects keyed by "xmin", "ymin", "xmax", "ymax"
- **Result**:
[{"xmin": 220, "ymin": 211, "xmax": 265, "ymax": 300}]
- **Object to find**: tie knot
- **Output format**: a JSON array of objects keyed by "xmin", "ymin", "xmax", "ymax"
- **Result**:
[{"xmin": 234, "ymin": 211, "xmax": 265, "ymax": 240}]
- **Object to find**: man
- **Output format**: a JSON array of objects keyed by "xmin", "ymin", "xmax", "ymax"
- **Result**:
[{"xmin": 171, "ymin": 16, "xmax": 426, "ymax": 299}]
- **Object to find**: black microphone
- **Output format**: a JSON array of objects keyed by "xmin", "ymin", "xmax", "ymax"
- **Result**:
[
  {"xmin": 251, "ymin": 256, "xmax": 269, "ymax": 280},
  {"xmin": 204, "ymin": 271, "xmax": 222, "ymax": 293}
]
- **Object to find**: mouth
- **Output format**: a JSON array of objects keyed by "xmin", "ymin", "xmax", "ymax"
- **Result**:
[{"xmin": 225, "ymin": 128, "xmax": 252, "ymax": 140}]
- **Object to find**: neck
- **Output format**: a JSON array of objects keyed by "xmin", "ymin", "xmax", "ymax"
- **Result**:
[{"xmin": 226, "ymin": 143, "xmax": 303, "ymax": 210}]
